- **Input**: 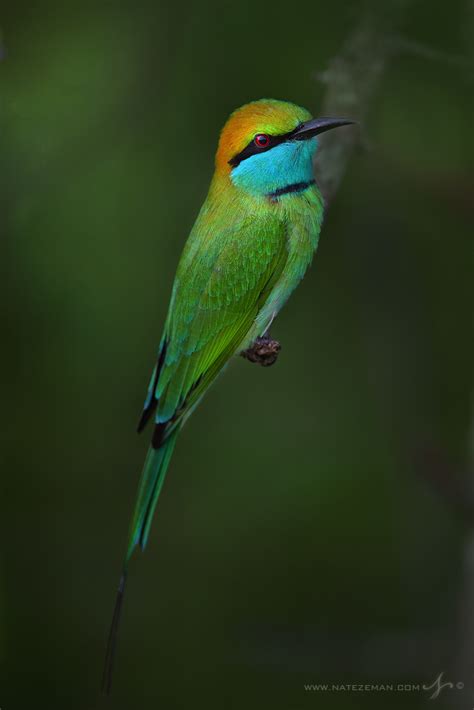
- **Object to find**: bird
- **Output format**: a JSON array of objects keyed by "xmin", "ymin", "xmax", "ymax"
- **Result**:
[{"xmin": 102, "ymin": 98, "xmax": 354, "ymax": 692}]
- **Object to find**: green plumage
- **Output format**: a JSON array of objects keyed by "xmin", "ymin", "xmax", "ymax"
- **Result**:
[{"xmin": 127, "ymin": 433, "xmax": 179, "ymax": 560}]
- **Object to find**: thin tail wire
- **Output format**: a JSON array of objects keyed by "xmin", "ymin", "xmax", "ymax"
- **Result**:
[{"xmin": 101, "ymin": 570, "xmax": 127, "ymax": 695}]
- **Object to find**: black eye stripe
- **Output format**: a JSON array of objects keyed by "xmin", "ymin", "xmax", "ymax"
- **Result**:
[
  {"xmin": 228, "ymin": 136, "xmax": 276, "ymax": 167},
  {"xmin": 228, "ymin": 124, "xmax": 302, "ymax": 168}
]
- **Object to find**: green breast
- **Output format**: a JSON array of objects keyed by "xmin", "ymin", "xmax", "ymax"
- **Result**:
[{"xmin": 251, "ymin": 184, "xmax": 324, "ymax": 336}]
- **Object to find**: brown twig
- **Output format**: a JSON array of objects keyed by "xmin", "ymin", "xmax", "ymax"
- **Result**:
[{"xmin": 242, "ymin": 13, "xmax": 400, "ymax": 366}]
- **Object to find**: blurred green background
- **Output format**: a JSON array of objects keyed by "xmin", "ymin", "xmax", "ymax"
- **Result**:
[{"xmin": 1, "ymin": 0, "xmax": 472, "ymax": 708}]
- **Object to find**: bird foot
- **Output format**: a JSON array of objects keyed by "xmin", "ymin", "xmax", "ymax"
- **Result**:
[{"xmin": 240, "ymin": 334, "xmax": 281, "ymax": 367}]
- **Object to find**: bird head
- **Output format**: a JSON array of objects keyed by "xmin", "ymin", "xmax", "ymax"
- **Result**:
[{"xmin": 215, "ymin": 99, "xmax": 354, "ymax": 198}]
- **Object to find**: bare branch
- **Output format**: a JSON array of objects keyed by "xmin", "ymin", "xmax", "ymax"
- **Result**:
[{"xmin": 243, "ymin": 11, "xmax": 406, "ymax": 364}]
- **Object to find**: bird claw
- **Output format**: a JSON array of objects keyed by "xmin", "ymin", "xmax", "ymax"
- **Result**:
[{"xmin": 240, "ymin": 334, "xmax": 281, "ymax": 367}]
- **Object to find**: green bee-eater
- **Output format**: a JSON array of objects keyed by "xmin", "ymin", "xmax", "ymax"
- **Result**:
[{"xmin": 103, "ymin": 99, "xmax": 354, "ymax": 691}]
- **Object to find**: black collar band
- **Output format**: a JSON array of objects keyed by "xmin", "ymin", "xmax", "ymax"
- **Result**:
[{"xmin": 268, "ymin": 179, "xmax": 315, "ymax": 199}]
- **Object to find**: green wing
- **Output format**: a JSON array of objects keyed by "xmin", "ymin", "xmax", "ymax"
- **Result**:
[{"xmin": 139, "ymin": 210, "xmax": 288, "ymax": 444}]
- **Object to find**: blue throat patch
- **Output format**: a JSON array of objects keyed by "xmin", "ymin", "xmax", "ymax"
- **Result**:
[{"xmin": 230, "ymin": 138, "xmax": 317, "ymax": 197}]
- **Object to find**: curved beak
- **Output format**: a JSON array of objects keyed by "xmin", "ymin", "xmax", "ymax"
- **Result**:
[{"xmin": 292, "ymin": 117, "xmax": 356, "ymax": 141}]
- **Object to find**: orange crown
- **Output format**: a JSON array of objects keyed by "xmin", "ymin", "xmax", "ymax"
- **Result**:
[{"xmin": 215, "ymin": 99, "xmax": 312, "ymax": 173}]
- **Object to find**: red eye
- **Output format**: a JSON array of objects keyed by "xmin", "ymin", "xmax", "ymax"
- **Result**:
[{"xmin": 254, "ymin": 133, "xmax": 270, "ymax": 148}]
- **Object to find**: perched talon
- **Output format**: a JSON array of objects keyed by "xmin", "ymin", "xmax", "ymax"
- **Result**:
[{"xmin": 241, "ymin": 335, "xmax": 281, "ymax": 366}]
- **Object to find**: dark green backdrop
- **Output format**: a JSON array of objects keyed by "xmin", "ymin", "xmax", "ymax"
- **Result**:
[{"xmin": 1, "ymin": 0, "xmax": 472, "ymax": 708}]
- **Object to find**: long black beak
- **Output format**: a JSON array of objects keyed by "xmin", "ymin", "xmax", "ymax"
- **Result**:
[{"xmin": 292, "ymin": 116, "xmax": 356, "ymax": 141}]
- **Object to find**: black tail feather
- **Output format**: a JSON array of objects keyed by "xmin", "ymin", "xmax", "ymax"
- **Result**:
[
  {"xmin": 101, "ymin": 571, "xmax": 127, "ymax": 695},
  {"xmin": 137, "ymin": 340, "xmax": 168, "ymax": 433}
]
